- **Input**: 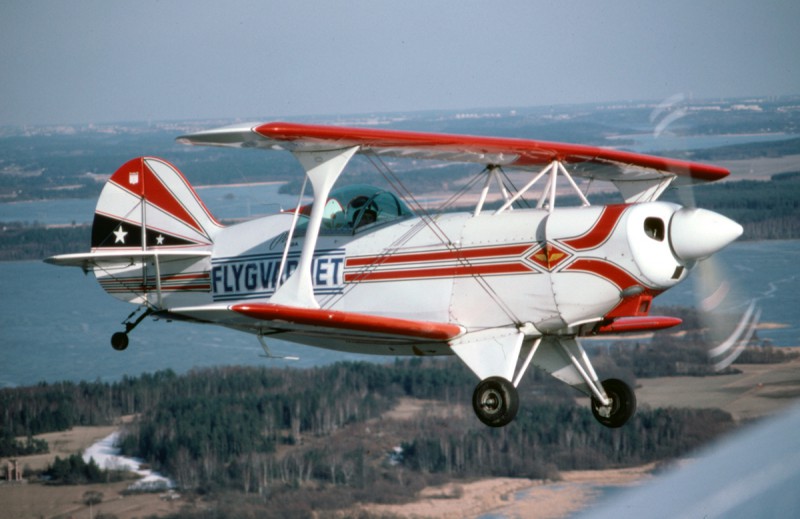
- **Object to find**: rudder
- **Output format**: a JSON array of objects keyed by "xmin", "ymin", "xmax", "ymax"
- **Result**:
[{"xmin": 92, "ymin": 157, "xmax": 222, "ymax": 250}]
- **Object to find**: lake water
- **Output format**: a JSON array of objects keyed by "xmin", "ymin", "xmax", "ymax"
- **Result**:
[
  {"xmin": 0, "ymin": 257, "xmax": 378, "ymax": 388},
  {"xmin": 1, "ymin": 239, "xmax": 797, "ymax": 389}
]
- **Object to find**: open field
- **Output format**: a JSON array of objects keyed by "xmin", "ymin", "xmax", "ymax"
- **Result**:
[
  {"xmin": 718, "ymin": 154, "xmax": 800, "ymax": 181},
  {"xmin": 0, "ymin": 479, "xmax": 184, "ymax": 519},
  {"xmin": 3, "ymin": 357, "xmax": 800, "ymax": 519},
  {"xmin": 362, "ymin": 464, "xmax": 656, "ymax": 519},
  {"xmin": 11, "ymin": 425, "xmax": 119, "ymax": 473},
  {"xmin": 636, "ymin": 354, "xmax": 800, "ymax": 422}
]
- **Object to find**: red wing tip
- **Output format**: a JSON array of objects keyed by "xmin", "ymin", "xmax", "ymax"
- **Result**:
[{"xmin": 593, "ymin": 316, "xmax": 683, "ymax": 335}]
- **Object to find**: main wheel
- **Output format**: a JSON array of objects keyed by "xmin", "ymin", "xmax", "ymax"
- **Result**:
[
  {"xmin": 111, "ymin": 332, "xmax": 129, "ymax": 351},
  {"xmin": 591, "ymin": 378, "xmax": 636, "ymax": 428},
  {"xmin": 472, "ymin": 376, "xmax": 519, "ymax": 427}
]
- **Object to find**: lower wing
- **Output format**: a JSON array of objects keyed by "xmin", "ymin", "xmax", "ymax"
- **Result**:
[{"xmin": 166, "ymin": 302, "xmax": 463, "ymax": 346}]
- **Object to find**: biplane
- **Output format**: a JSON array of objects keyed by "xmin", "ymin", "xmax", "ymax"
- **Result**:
[{"xmin": 46, "ymin": 122, "xmax": 743, "ymax": 428}]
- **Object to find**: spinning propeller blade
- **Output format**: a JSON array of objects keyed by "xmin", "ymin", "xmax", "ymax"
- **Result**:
[{"xmin": 673, "ymin": 183, "xmax": 759, "ymax": 371}]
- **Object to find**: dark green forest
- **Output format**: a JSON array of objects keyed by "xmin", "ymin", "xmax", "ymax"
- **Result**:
[
  {"xmin": 44, "ymin": 454, "xmax": 128, "ymax": 485},
  {"xmin": 0, "ymin": 356, "xmax": 749, "ymax": 517}
]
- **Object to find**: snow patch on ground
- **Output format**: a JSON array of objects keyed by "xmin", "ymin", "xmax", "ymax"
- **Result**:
[{"xmin": 83, "ymin": 431, "xmax": 175, "ymax": 491}]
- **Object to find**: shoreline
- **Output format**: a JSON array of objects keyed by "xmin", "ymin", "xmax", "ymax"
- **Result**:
[{"xmin": 360, "ymin": 464, "xmax": 656, "ymax": 519}]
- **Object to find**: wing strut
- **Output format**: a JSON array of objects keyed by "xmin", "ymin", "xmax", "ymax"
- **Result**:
[
  {"xmin": 270, "ymin": 147, "xmax": 359, "ymax": 308},
  {"xmin": 258, "ymin": 335, "xmax": 299, "ymax": 361},
  {"xmin": 533, "ymin": 336, "xmax": 610, "ymax": 405},
  {"xmin": 495, "ymin": 160, "xmax": 591, "ymax": 215},
  {"xmin": 474, "ymin": 166, "xmax": 514, "ymax": 216},
  {"xmin": 275, "ymin": 175, "xmax": 308, "ymax": 291}
]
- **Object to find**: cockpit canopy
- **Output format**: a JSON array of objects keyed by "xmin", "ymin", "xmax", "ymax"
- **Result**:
[{"xmin": 293, "ymin": 184, "xmax": 413, "ymax": 234}]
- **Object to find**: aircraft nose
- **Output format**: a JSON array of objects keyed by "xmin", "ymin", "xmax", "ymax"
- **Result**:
[{"xmin": 669, "ymin": 207, "xmax": 743, "ymax": 262}]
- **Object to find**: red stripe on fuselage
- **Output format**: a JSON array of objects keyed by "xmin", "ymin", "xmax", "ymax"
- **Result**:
[
  {"xmin": 345, "ymin": 244, "xmax": 532, "ymax": 268},
  {"xmin": 564, "ymin": 258, "xmax": 640, "ymax": 290},
  {"xmin": 344, "ymin": 262, "xmax": 533, "ymax": 283},
  {"xmin": 561, "ymin": 204, "xmax": 628, "ymax": 251}
]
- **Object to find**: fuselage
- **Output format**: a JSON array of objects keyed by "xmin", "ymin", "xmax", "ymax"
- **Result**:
[{"xmin": 97, "ymin": 200, "xmax": 701, "ymax": 344}]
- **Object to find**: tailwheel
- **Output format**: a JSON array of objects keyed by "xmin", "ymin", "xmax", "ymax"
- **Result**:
[
  {"xmin": 472, "ymin": 376, "xmax": 519, "ymax": 427},
  {"xmin": 591, "ymin": 378, "xmax": 636, "ymax": 428},
  {"xmin": 110, "ymin": 307, "xmax": 154, "ymax": 351},
  {"xmin": 111, "ymin": 332, "xmax": 129, "ymax": 351}
]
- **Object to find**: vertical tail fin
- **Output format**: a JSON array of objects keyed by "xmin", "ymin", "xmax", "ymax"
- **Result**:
[{"xmin": 92, "ymin": 157, "xmax": 222, "ymax": 250}]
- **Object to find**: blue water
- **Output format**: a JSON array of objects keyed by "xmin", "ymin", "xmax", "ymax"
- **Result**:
[
  {"xmin": 653, "ymin": 240, "xmax": 800, "ymax": 348},
  {"xmin": 0, "ymin": 260, "xmax": 375, "ymax": 388},
  {"xmin": 0, "ymin": 240, "xmax": 797, "ymax": 388}
]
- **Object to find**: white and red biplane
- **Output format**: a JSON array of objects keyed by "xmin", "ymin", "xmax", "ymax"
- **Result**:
[{"xmin": 47, "ymin": 122, "xmax": 742, "ymax": 428}]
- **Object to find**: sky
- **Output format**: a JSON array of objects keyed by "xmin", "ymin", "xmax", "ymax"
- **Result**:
[{"xmin": 1, "ymin": 0, "xmax": 798, "ymax": 126}]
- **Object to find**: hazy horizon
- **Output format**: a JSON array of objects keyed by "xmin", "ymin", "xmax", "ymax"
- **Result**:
[
  {"xmin": 3, "ymin": 92, "xmax": 799, "ymax": 130},
  {"xmin": 3, "ymin": 1, "xmax": 798, "ymax": 126}
]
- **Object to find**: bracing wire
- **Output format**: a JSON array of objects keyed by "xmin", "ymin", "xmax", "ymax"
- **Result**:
[{"xmin": 327, "ymin": 152, "xmax": 522, "ymax": 324}]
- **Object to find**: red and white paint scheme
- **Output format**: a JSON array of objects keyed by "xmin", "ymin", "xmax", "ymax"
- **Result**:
[{"xmin": 47, "ymin": 122, "xmax": 742, "ymax": 428}]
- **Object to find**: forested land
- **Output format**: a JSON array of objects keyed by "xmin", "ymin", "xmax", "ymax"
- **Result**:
[
  {"xmin": 44, "ymin": 454, "xmax": 128, "ymax": 485},
  {"xmin": 0, "ymin": 223, "xmax": 89, "ymax": 261},
  {"xmin": 3, "ymin": 344, "xmax": 783, "ymax": 517}
]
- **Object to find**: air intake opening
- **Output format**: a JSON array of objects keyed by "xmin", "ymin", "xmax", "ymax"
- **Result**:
[{"xmin": 644, "ymin": 217, "xmax": 665, "ymax": 241}]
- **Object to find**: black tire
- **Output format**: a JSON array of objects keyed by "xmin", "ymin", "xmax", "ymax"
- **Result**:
[
  {"xmin": 111, "ymin": 332, "xmax": 129, "ymax": 351},
  {"xmin": 472, "ymin": 376, "xmax": 519, "ymax": 427},
  {"xmin": 591, "ymin": 378, "xmax": 636, "ymax": 428}
]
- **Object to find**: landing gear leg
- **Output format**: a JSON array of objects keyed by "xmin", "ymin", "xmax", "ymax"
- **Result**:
[
  {"xmin": 110, "ymin": 307, "xmax": 153, "ymax": 351},
  {"xmin": 591, "ymin": 378, "xmax": 637, "ymax": 428},
  {"xmin": 472, "ymin": 376, "xmax": 519, "ymax": 427}
]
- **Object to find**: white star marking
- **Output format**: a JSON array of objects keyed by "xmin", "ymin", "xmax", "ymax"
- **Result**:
[
  {"xmin": 113, "ymin": 225, "xmax": 128, "ymax": 244},
  {"xmin": 156, "ymin": 234, "xmax": 165, "ymax": 245}
]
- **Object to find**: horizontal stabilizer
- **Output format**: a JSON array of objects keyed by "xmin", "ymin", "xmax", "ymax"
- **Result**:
[{"xmin": 45, "ymin": 250, "xmax": 211, "ymax": 270}]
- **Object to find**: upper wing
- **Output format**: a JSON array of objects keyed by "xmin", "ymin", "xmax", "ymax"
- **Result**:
[{"xmin": 177, "ymin": 121, "xmax": 729, "ymax": 186}]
